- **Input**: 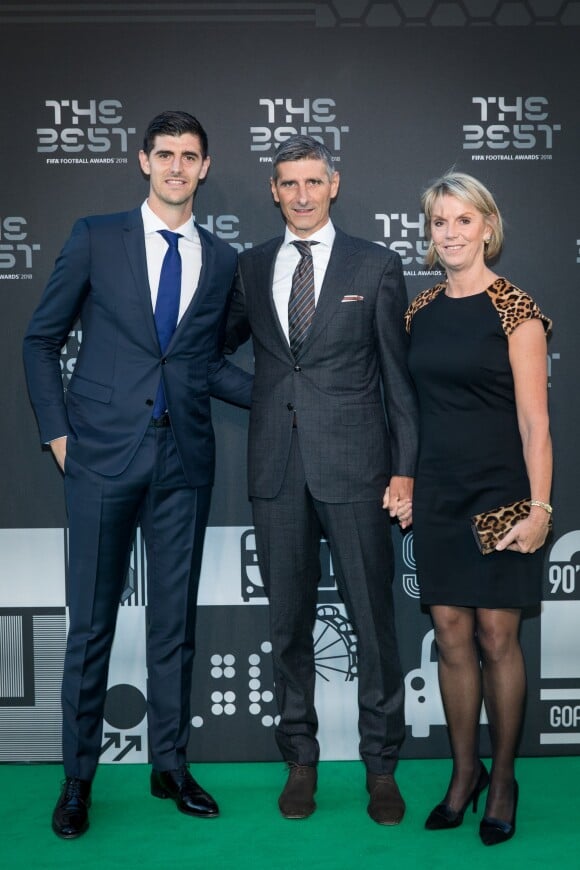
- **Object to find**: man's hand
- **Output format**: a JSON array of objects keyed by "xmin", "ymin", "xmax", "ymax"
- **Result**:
[
  {"xmin": 50, "ymin": 436, "xmax": 67, "ymax": 472},
  {"xmin": 382, "ymin": 475, "xmax": 414, "ymax": 529}
]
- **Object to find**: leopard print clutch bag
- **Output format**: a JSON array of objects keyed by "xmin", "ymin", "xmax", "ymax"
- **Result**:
[{"xmin": 471, "ymin": 498, "xmax": 532, "ymax": 555}]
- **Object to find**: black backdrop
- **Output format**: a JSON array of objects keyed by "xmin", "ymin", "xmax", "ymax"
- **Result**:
[{"xmin": 2, "ymin": 1, "xmax": 579, "ymax": 766}]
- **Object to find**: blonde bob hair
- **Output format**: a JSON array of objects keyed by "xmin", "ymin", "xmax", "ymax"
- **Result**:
[{"xmin": 421, "ymin": 171, "xmax": 504, "ymax": 269}]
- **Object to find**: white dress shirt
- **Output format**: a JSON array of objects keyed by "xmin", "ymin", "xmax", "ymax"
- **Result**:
[
  {"xmin": 272, "ymin": 220, "xmax": 336, "ymax": 342},
  {"xmin": 141, "ymin": 200, "xmax": 202, "ymax": 322}
]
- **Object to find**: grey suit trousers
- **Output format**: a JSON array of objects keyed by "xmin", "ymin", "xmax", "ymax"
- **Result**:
[{"xmin": 252, "ymin": 430, "xmax": 405, "ymax": 774}]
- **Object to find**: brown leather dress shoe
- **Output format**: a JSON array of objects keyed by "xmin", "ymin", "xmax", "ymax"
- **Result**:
[
  {"xmin": 366, "ymin": 772, "xmax": 406, "ymax": 825},
  {"xmin": 151, "ymin": 766, "xmax": 219, "ymax": 817},
  {"xmin": 278, "ymin": 763, "xmax": 317, "ymax": 819},
  {"xmin": 52, "ymin": 776, "xmax": 92, "ymax": 839}
]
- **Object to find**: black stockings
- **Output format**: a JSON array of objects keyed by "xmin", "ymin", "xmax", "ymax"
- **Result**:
[{"xmin": 431, "ymin": 605, "xmax": 523, "ymax": 821}]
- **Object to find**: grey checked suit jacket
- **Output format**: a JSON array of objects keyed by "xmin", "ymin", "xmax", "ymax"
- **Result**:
[{"xmin": 225, "ymin": 227, "xmax": 418, "ymax": 503}]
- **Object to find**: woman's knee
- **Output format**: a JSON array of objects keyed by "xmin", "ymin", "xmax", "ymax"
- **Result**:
[
  {"xmin": 432, "ymin": 607, "xmax": 476, "ymax": 662},
  {"xmin": 476, "ymin": 610, "xmax": 521, "ymax": 663}
]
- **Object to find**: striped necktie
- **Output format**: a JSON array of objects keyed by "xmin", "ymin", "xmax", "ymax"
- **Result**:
[{"xmin": 288, "ymin": 240, "xmax": 318, "ymax": 357}]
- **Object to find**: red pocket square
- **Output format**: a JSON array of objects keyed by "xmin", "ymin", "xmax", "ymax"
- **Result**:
[{"xmin": 341, "ymin": 294, "xmax": 364, "ymax": 302}]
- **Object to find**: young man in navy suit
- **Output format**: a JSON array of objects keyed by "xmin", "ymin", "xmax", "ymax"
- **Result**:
[
  {"xmin": 226, "ymin": 136, "xmax": 418, "ymax": 825},
  {"xmin": 23, "ymin": 110, "xmax": 252, "ymax": 838}
]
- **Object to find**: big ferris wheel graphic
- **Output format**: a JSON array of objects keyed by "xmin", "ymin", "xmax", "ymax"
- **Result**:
[
  {"xmin": 314, "ymin": 605, "xmax": 358, "ymax": 682},
  {"xmin": 241, "ymin": 531, "xmax": 358, "ymax": 683}
]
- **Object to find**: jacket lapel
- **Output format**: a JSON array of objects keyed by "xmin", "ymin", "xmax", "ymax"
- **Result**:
[
  {"xmin": 169, "ymin": 224, "xmax": 216, "ymax": 348},
  {"xmin": 259, "ymin": 238, "xmax": 291, "ymax": 355},
  {"xmin": 122, "ymin": 208, "xmax": 159, "ymax": 349}
]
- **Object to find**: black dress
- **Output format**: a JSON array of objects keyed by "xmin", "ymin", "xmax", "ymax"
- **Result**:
[{"xmin": 406, "ymin": 277, "xmax": 551, "ymax": 608}]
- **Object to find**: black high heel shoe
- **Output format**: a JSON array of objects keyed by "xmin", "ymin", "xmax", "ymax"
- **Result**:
[
  {"xmin": 479, "ymin": 780, "xmax": 518, "ymax": 846},
  {"xmin": 425, "ymin": 762, "xmax": 490, "ymax": 830}
]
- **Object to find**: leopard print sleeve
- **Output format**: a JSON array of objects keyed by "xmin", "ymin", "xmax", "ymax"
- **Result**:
[
  {"xmin": 404, "ymin": 283, "xmax": 446, "ymax": 334},
  {"xmin": 485, "ymin": 277, "xmax": 552, "ymax": 337}
]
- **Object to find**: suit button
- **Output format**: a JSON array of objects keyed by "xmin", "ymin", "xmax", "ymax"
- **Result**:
[
  {"xmin": 294, "ymin": 365, "xmax": 301, "ymax": 372},
  {"xmin": 287, "ymin": 403, "xmax": 294, "ymax": 411},
  {"xmin": 145, "ymin": 399, "xmax": 154, "ymax": 406},
  {"xmin": 161, "ymin": 358, "xmax": 167, "ymax": 365}
]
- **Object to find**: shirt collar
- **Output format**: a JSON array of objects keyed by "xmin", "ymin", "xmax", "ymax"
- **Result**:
[
  {"xmin": 283, "ymin": 219, "xmax": 335, "ymax": 249},
  {"xmin": 141, "ymin": 200, "xmax": 197, "ymax": 241}
]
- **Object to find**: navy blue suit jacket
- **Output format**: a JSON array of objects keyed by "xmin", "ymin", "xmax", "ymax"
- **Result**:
[{"xmin": 23, "ymin": 207, "xmax": 252, "ymax": 487}]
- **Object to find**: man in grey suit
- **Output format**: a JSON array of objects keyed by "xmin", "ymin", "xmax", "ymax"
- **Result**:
[{"xmin": 225, "ymin": 135, "xmax": 418, "ymax": 824}]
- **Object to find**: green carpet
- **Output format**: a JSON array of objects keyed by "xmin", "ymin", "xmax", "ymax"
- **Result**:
[{"xmin": 2, "ymin": 758, "xmax": 578, "ymax": 869}]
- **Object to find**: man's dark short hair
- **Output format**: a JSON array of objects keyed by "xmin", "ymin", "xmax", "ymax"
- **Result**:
[
  {"xmin": 272, "ymin": 135, "xmax": 335, "ymax": 180},
  {"xmin": 142, "ymin": 111, "xmax": 208, "ymax": 158}
]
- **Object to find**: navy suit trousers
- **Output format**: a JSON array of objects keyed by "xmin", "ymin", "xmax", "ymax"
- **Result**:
[{"xmin": 62, "ymin": 425, "xmax": 211, "ymax": 779}]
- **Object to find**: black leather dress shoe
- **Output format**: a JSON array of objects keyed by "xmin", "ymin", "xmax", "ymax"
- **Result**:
[
  {"xmin": 52, "ymin": 776, "xmax": 92, "ymax": 839},
  {"xmin": 366, "ymin": 772, "xmax": 406, "ymax": 825},
  {"xmin": 151, "ymin": 766, "xmax": 219, "ymax": 817}
]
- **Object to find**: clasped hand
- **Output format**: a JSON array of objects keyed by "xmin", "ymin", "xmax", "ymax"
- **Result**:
[{"xmin": 382, "ymin": 475, "xmax": 413, "ymax": 530}]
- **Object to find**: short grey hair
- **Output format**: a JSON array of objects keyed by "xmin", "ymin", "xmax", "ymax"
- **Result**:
[{"xmin": 272, "ymin": 135, "xmax": 335, "ymax": 180}]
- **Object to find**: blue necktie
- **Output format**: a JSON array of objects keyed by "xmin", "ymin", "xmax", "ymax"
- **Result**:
[{"xmin": 152, "ymin": 229, "xmax": 182, "ymax": 418}]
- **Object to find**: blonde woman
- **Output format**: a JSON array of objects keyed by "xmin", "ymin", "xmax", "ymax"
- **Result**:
[{"xmin": 404, "ymin": 172, "xmax": 552, "ymax": 846}]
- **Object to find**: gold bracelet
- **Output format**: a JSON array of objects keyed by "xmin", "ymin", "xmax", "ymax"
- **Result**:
[{"xmin": 530, "ymin": 499, "xmax": 553, "ymax": 515}]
